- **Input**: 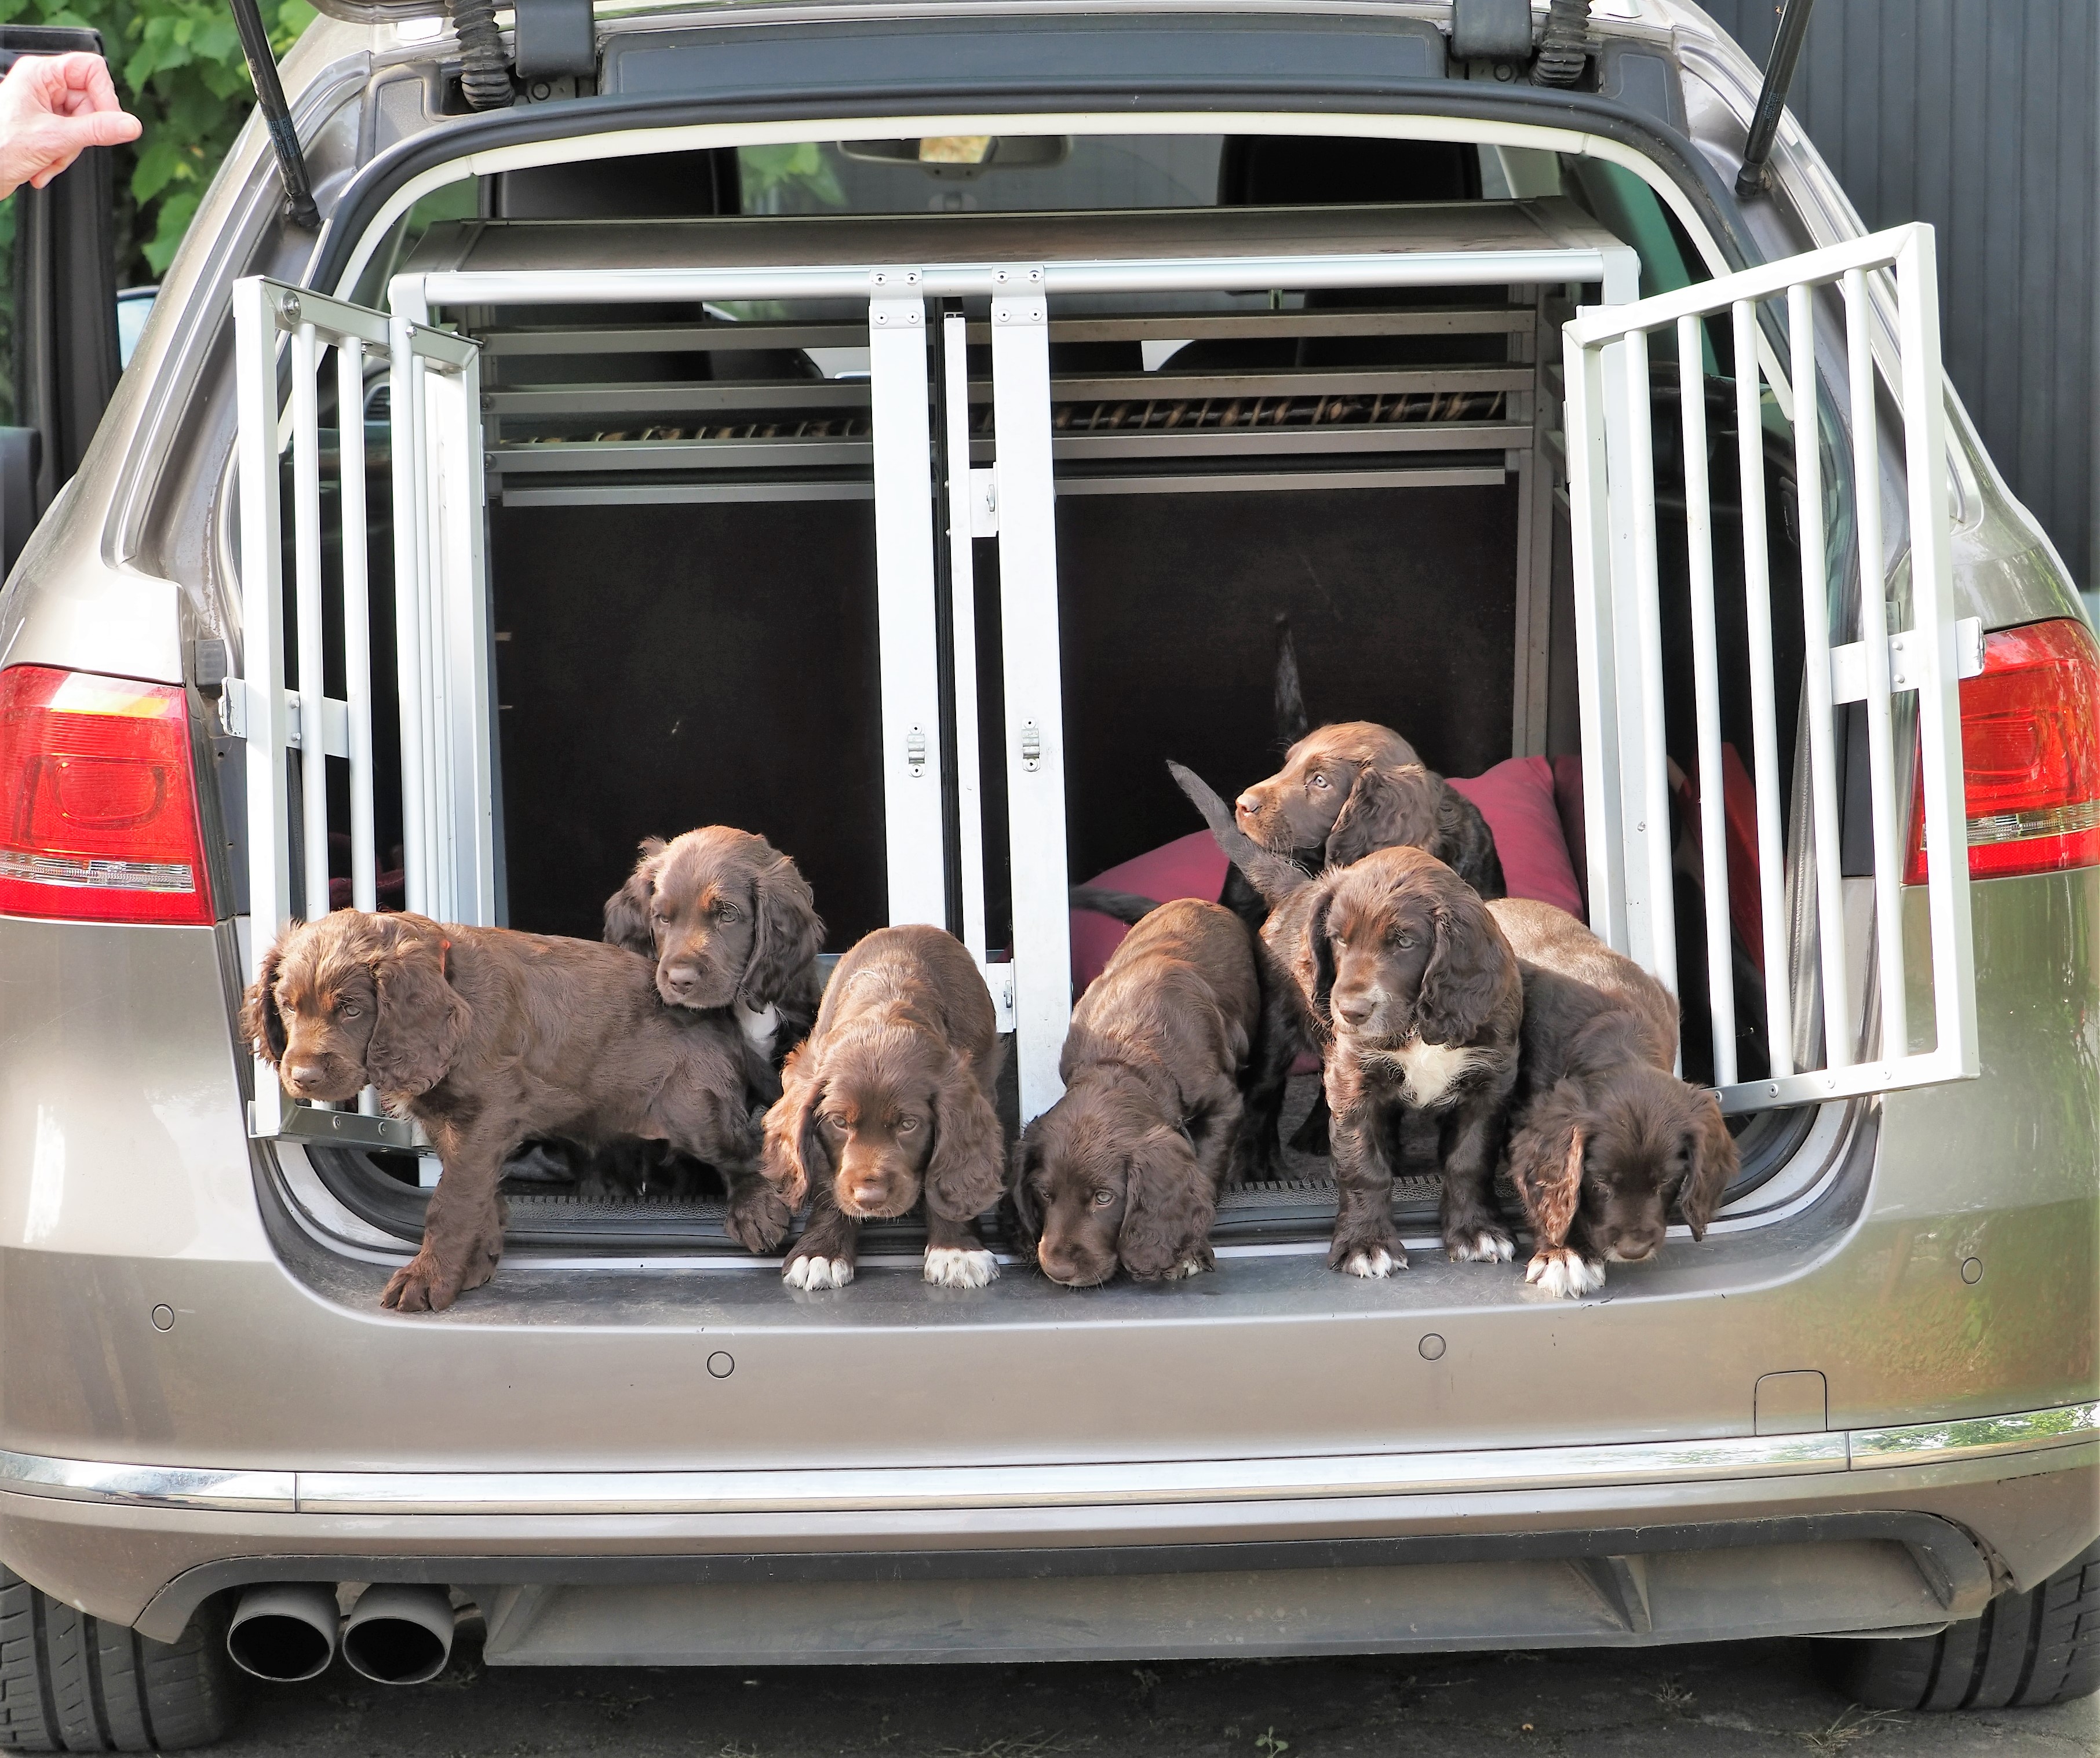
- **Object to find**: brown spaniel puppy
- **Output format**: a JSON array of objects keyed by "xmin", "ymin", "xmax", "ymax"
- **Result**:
[
  {"xmin": 1264, "ymin": 845, "xmax": 1524, "ymax": 1275},
  {"xmin": 1231, "ymin": 721, "xmax": 1504, "ymax": 901},
  {"xmin": 760, "ymin": 925, "xmax": 1005, "ymax": 1291},
  {"xmin": 242, "ymin": 911, "xmax": 788, "ymax": 1312},
  {"xmin": 1491, "ymin": 899, "xmax": 1738, "ymax": 1298},
  {"xmin": 1013, "ymin": 899, "xmax": 1259, "ymax": 1287},
  {"xmin": 603, "ymin": 825, "xmax": 824, "ymax": 1072}
]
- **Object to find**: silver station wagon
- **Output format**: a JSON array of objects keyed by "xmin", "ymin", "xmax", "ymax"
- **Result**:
[{"xmin": 0, "ymin": 0, "xmax": 2092, "ymax": 1746}]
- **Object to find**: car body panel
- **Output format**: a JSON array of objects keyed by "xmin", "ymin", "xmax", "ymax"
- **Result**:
[{"xmin": 0, "ymin": 0, "xmax": 2091, "ymax": 1650}]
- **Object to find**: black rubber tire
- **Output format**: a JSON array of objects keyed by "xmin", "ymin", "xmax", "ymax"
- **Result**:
[
  {"xmin": 0, "ymin": 1567, "xmax": 241, "ymax": 1751},
  {"xmin": 1821, "ymin": 1541, "xmax": 2100, "ymax": 1712}
]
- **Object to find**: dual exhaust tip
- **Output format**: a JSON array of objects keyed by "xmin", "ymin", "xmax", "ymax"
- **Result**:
[{"xmin": 226, "ymin": 1582, "xmax": 454, "ymax": 1685}]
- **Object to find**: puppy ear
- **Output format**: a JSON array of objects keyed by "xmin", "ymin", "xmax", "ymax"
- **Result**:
[
  {"xmin": 239, "ymin": 940, "xmax": 290, "ymax": 1065},
  {"xmin": 364, "ymin": 919, "xmax": 471, "ymax": 1096},
  {"xmin": 1117, "ymin": 1128, "xmax": 1215, "ymax": 1281},
  {"xmin": 602, "ymin": 837, "xmax": 667, "ymax": 957},
  {"xmin": 1416, "ymin": 895, "xmax": 1507, "ymax": 1047},
  {"xmin": 741, "ymin": 849, "xmax": 823, "ymax": 1010},
  {"xmin": 1326, "ymin": 763, "xmax": 1441, "ymax": 867},
  {"xmin": 1510, "ymin": 1102, "xmax": 1585, "ymax": 1252},
  {"xmin": 922, "ymin": 1060, "xmax": 1007, "ymax": 1222},
  {"xmin": 1303, "ymin": 884, "xmax": 1338, "ymax": 1027},
  {"xmin": 1678, "ymin": 1091, "xmax": 1740, "ymax": 1241},
  {"xmin": 760, "ymin": 1044, "xmax": 824, "ymax": 1209},
  {"xmin": 1005, "ymin": 1139, "xmax": 1044, "ymax": 1256}
]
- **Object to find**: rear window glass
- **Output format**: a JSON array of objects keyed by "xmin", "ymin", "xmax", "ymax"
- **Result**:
[{"xmin": 737, "ymin": 135, "xmax": 1226, "ymax": 215}]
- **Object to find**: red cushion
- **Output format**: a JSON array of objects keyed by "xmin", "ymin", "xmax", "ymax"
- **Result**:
[
  {"xmin": 1068, "ymin": 830, "xmax": 1228, "ymax": 993},
  {"xmin": 1448, "ymin": 756, "xmax": 1585, "ymax": 920}
]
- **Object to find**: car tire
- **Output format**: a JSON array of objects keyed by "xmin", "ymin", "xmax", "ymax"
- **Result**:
[
  {"xmin": 0, "ymin": 1566, "xmax": 241, "ymax": 1751},
  {"xmin": 1821, "ymin": 1541, "xmax": 2100, "ymax": 1711}
]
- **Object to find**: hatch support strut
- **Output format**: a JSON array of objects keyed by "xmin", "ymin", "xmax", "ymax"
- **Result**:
[
  {"xmin": 226, "ymin": 0, "xmax": 318, "ymax": 229},
  {"xmin": 1735, "ymin": 0, "xmax": 1818, "ymax": 199}
]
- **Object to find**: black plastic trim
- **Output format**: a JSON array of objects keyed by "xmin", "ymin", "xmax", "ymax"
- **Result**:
[{"xmin": 138, "ymin": 1511, "xmax": 1992, "ymax": 1640}]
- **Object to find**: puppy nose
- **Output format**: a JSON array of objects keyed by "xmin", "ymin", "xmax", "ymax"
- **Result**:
[
  {"xmin": 1334, "ymin": 995, "xmax": 1373, "ymax": 1028},
  {"xmin": 661, "ymin": 963, "xmax": 700, "ymax": 990},
  {"xmin": 850, "ymin": 1179, "xmax": 889, "ymax": 1208},
  {"xmin": 287, "ymin": 1063, "xmax": 324, "ymax": 1088},
  {"xmin": 1234, "ymin": 791, "xmax": 1261, "ymax": 823}
]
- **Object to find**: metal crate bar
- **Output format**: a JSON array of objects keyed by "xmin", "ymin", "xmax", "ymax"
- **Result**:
[
  {"xmin": 990, "ymin": 280, "xmax": 1070, "ymax": 1120},
  {"xmin": 942, "ymin": 312, "xmax": 993, "ymax": 990},
  {"xmin": 1562, "ymin": 224, "xmax": 1978, "ymax": 1117},
  {"xmin": 1731, "ymin": 298, "xmax": 1795, "ymax": 1079},
  {"xmin": 1678, "ymin": 313, "xmax": 1733, "ymax": 1085}
]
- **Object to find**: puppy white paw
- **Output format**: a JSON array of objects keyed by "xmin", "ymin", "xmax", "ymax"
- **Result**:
[
  {"xmin": 1339, "ymin": 1246, "xmax": 1406, "ymax": 1279},
  {"xmin": 1524, "ymin": 1248, "xmax": 1606, "ymax": 1299},
  {"xmin": 1166, "ymin": 1254, "xmax": 1212, "ymax": 1280},
  {"xmin": 923, "ymin": 1246, "xmax": 998, "ymax": 1289},
  {"xmin": 783, "ymin": 1253, "xmax": 854, "ymax": 1290},
  {"xmin": 1449, "ymin": 1227, "xmax": 1516, "ymax": 1264}
]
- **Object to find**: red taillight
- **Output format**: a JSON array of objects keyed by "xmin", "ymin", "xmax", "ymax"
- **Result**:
[
  {"xmin": 0, "ymin": 665, "xmax": 214, "ymax": 925},
  {"xmin": 1905, "ymin": 618, "xmax": 2100, "ymax": 884}
]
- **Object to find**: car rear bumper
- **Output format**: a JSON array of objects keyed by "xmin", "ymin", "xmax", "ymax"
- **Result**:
[{"xmin": 1, "ymin": 1405, "xmax": 2090, "ymax": 1656}]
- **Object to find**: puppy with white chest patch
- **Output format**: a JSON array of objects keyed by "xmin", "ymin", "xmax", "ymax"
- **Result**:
[
  {"xmin": 760, "ymin": 925, "xmax": 1007, "ymax": 1292},
  {"xmin": 1272, "ymin": 845, "xmax": 1525, "ymax": 1275},
  {"xmin": 1492, "ymin": 899, "xmax": 1738, "ymax": 1298},
  {"xmin": 1013, "ymin": 899, "xmax": 1259, "ymax": 1288}
]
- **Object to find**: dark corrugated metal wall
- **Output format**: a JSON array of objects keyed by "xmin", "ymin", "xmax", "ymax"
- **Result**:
[{"xmin": 1700, "ymin": 0, "xmax": 2098, "ymax": 593}]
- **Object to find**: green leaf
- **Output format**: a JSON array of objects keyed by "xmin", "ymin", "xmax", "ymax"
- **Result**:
[{"xmin": 141, "ymin": 189, "xmax": 199, "ymax": 275}]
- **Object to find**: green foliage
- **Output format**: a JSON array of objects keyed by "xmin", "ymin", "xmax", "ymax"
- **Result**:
[
  {"xmin": 0, "ymin": 0, "xmax": 315, "ymax": 282},
  {"xmin": 738, "ymin": 141, "xmax": 843, "ymax": 214}
]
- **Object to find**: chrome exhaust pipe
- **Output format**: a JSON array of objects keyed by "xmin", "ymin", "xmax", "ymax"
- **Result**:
[
  {"xmin": 226, "ymin": 1583, "xmax": 339, "ymax": 1682},
  {"xmin": 340, "ymin": 1584, "xmax": 454, "ymax": 1684}
]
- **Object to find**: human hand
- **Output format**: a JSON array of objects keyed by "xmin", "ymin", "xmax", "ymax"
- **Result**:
[{"xmin": 0, "ymin": 53, "xmax": 141, "ymax": 201}]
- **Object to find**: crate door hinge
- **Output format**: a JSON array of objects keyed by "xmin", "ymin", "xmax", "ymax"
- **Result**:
[
  {"xmin": 223, "ymin": 679, "xmax": 351, "ymax": 757},
  {"xmin": 1829, "ymin": 617, "xmax": 1982, "ymax": 704},
  {"xmin": 969, "ymin": 468, "xmax": 1000, "ymax": 537}
]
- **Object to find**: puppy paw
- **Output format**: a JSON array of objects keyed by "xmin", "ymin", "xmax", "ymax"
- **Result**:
[
  {"xmin": 923, "ymin": 1246, "xmax": 998, "ymax": 1290},
  {"xmin": 1328, "ymin": 1226, "xmax": 1407, "ymax": 1278},
  {"xmin": 1525, "ymin": 1247, "xmax": 1606, "ymax": 1299},
  {"xmin": 727, "ymin": 1184, "xmax": 793, "ymax": 1254},
  {"xmin": 381, "ymin": 1250, "xmax": 465, "ymax": 1313},
  {"xmin": 1448, "ymin": 1225, "xmax": 1516, "ymax": 1264},
  {"xmin": 1166, "ymin": 1248, "xmax": 1215, "ymax": 1279},
  {"xmin": 783, "ymin": 1252, "xmax": 855, "ymax": 1290}
]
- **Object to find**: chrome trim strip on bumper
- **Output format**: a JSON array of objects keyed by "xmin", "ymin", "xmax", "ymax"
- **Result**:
[
  {"xmin": 0, "ymin": 1454, "xmax": 296, "ymax": 1513},
  {"xmin": 1, "ymin": 1403, "xmax": 2089, "ymax": 1518},
  {"xmin": 1848, "ymin": 1402, "xmax": 2100, "ymax": 1470}
]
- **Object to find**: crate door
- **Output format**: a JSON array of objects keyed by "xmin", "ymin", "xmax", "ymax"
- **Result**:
[
  {"xmin": 232, "ymin": 276, "xmax": 424, "ymax": 1148},
  {"xmin": 1561, "ymin": 223, "xmax": 1978, "ymax": 1117}
]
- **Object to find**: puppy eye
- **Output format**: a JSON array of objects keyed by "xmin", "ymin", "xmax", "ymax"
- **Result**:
[
  {"xmin": 1393, "ymin": 932, "xmax": 1416, "ymax": 950},
  {"xmin": 1091, "ymin": 1189, "xmax": 1115, "ymax": 1207},
  {"xmin": 717, "ymin": 903, "xmax": 742, "ymax": 922},
  {"xmin": 821, "ymin": 1111, "xmax": 848, "ymax": 1131},
  {"xmin": 895, "ymin": 1115, "xmax": 920, "ymax": 1133},
  {"xmin": 1310, "ymin": 772, "xmax": 1330, "ymax": 790},
  {"xmin": 338, "ymin": 1004, "xmax": 362, "ymax": 1019}
]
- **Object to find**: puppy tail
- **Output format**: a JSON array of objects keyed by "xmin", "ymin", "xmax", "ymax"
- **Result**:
[
  {"xmin": 1166, "ymin": 760, "xmax": 1311, "ymax": 908},
  {"xmin": 1069, "ymin": 885, "xmax": 1161, "ymax": 926},
  {"xmin": 1273, "ymin": 612, "xmax": 1309, "ymax": 747}
]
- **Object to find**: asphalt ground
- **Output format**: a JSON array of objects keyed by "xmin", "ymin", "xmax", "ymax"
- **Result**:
[{"xmin": 214, "ymin": 1621, "xmax": 2098, "ymax": 1757}]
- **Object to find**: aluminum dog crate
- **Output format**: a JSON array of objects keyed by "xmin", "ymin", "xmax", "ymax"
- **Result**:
[{"xmin": 228, "ymin": 192, "xmax": 1978, "ymax": 1161}]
